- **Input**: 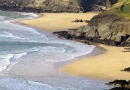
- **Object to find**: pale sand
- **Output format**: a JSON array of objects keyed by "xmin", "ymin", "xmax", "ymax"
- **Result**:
[
  {"xmin": 63, "ymin": 44, "xmax": 130, "ymax": 80},
  {"xmin": 21, "ymin": 12, "xmax": 98, "ymax": 32}
]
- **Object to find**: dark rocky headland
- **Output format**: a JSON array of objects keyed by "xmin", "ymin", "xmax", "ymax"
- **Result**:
[
  {"xmin": 53, "ymin": 13, "xmax": 130, "ymax": 46},
  {"xmin": 52, "ymin": 1, "xmax": 130, "ymax": 90},
  {"xmin": 52, "ymin": 0, "xmax": 130, "ymax": 47},
  {"xmin": 0, "ymin": 0, "xmax": 116, "ymax": 13}
]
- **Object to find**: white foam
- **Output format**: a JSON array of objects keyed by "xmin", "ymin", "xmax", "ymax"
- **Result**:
[
  {"xmin": 35, "ymin": 44, "xmax": 95, "ymax": 62},
  {"xmin": 0, "ymin": 77, "xmax": 82, "ymax": 90},
  {"xmin": 25, "ymin": 47, "xmax": 39, "ymax": 53},
  {"xmin": 5, "ymin": 53, "xmax": 27, "ymax": 71},
  {"xmin": 0, "ymin": 31, "xmax": 20, "ymax": 39},
  {"xmin": 0, "ymin": 10, "xmax": 38, "ymax": 22},
  {"xmin": 38, "ymin": 46, "xmax": 66, "ymax": 54},
  {"xmin": 8, "ymin": 23, "xmax": 42, "ymax": 35},
  {"xmin": 0, "ymin": 77, "xmax": 55, "ymax": 90},
  {"xmin": 0, "ymin": 22, "xmax": 48, "ymax": 42},
  {"xmin": 39, "ymin": 40, "xmax": 96, "ymax": 62},
  {"xmin": 0, "ymin": 16, "xmax": 6, "ymax": 20},
  {"xmin": 0, "ymin": 54, "xmax": 13, "ymax": 72},
  {"xmin": 0, "ymin": 53, "xmax": 27, "ymax": 73},
  {"xmin": 20, "ymin": 12, "xmax": 38, "ymax": 18}
]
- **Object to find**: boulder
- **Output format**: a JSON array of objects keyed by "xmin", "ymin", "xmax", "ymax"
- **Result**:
[
  {"xmin": 122, "ymin": 67, "xmax": 130, "ymax": 72},
  {"xmin": 106, "ymin": 80, "xmax": 127, "ymax": 87}
]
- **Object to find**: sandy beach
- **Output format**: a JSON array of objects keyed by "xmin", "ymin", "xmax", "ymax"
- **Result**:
[
  {"xmin": 63, "ymin": 44, "xmax": 130, "ymax": 80},
  {"xmin": 21, "ymin": 12, "xmax": 98, "ymax": 32},
  {"xmin": 21, "ymin": 12, "xmax": 130, "ymax": 81}
]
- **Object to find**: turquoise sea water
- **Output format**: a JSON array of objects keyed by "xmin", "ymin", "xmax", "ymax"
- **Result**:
[{"xmin": 0, "ymin": 10, "xmax": 111, "ymax": 90}]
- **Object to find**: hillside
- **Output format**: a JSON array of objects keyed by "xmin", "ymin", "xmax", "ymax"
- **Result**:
[
  {"xmin": 99, "ymin": 0, "xmax": 130, "ymax": 19},
  {"xmin": 0, "ymin": 0, "xmax": 117, "ymax": 12},
  {"xmin": 54, "ymin": 0, "xmax": 130, "ymax": 46}
]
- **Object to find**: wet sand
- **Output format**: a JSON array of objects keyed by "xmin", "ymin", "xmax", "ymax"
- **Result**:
[{"xmin": 63, "ymin": 44, "xmax": 130, "ymax": 80}]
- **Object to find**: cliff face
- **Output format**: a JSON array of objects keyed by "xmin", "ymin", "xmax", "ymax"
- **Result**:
[
  {"xmin": 53, "ymin": 14, "xmax": 130, "ymax": 46},
  {"xmin": 1, "ymin": 0, "xmax": 129, "ymax": 46},
  {"xmin": 53, "ymin": 0, "xmax": 130, "ymax": 46},
  {"xmin": 0, "ymin": 0, "xmax": 117, "ymax": 12}
]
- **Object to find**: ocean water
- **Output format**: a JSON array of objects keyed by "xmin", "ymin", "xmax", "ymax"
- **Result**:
[{"xmin": 0, "ymin": 10, "xmax": 111, "ymax": 90}]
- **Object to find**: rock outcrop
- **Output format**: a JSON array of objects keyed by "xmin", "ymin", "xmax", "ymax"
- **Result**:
[
  {"xmin": 110, "ymin": 87, "xmax": 130, "ymax": 90},
  {"xmin": 53, "ymin": 0, "xmax": 130, "ymax": 46},
  {"xmin": 53, "ymin": 14, "xmax": 130, "ymax": 46},
  {"xmin": 122, "ymin": 67, "xmax": 130, "ymax": 72},
  {"xmin": 0, "ymin": 0, "xmax": 117, "ymax": 12},
  {"xmin": 107, "ymin": 80, "xmax": 130, "ymax": 90}
]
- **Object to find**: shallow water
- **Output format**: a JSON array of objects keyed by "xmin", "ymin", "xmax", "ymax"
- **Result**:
[{"xmin": 0, "ymin": 10, "xmax": 111, "ymax": 90}]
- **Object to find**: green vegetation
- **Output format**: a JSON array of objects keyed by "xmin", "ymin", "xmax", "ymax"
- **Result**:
[
  {"xmin": 100, "ymin": 0, "xmax": 130, "ymax": 20},
  {"xmin": 121, "ymin": 0, "xmax": 130, "ymax": 12},
  {"xmin": 106, "ymin": 0, "xmax": 111, "ymax": 7}
]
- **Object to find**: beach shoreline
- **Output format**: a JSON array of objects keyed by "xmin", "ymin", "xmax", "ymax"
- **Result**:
[
  {"xmin": 54, "ymin": 44, "xmax": 106, "ymax": 70},
  {"xmin": 8, "ymin": 12, "xmax": 119, "ymax": 90},
  {"xmin": 20, "ymin": 12, "xmax": 130, "ymax": 81},
  {"xmin": 20, "ymin": 12, "xmax": 105, "ymax": 73},
  {"xmin": 63, "ymin": 44, "xmax": 130, "ymax": 81},
  {"xmin": 19, "ymin": 12, "xmax": 111, "ymax": 77},
  {"xmin": 19, "ymin": 12, "xmax": 110, "ymax": 79}
]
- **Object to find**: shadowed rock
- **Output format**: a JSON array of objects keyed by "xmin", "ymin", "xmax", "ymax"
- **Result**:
[
  {"xmin": 53, "ymin": 14, "xmax": 130, "ymax": 46},
  {"xmin": 72, "ymin": 19, "xmax": 89, "ymax": 23},
  {"xmin": 0, "ymin": 0, "xmax": 117, "ymax": 13},
  {"xmin": 122, "ymin": 67, "xmax": 130, "ymax": 72},
  {"xmin": 107, "ymin": 80, "xmax": 127, "ymax": 87},
  {"xmin": 107, "ymin": 80, "xmax": 130, "ymax": 90},
  {"xmin": 110, "ymin": 87, "xmax": 130, "ymax": 90}
]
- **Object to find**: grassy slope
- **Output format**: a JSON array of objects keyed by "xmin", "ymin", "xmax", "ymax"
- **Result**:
[{"xmin": 100, "ymin": 0, "xmax": 130, "ymax": 20}]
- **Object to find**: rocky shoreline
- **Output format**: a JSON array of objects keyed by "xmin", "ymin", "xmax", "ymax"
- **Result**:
[
  {"xmin": 53, "ymin": 29, "xmax": 130, "ymax": 90},
  {"xmin": 107, "ymin": 80, "xmax": 130, "ymax": 90},
  {"xmin": 53, "ymin": 13, "xmax": 130, "ymax": 90},
  {"xmin": 53, "ymin": 14, "xmax": 130, "ymax": 47}
]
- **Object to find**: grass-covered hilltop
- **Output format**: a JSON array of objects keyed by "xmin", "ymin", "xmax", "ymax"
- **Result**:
[
  {"xmin": 100, "ymin": 0, "xmax": 130, "ymax": 19},
  {"xmin": 54, "ymin": 0, "xmax": 130, "ymax": 46}
]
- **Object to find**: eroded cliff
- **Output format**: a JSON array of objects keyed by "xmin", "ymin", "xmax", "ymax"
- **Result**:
[
  {"xmin": 54, "ymin": 14, "xmax": 130, "ymax": 46},
  {"xmin": 53, "ymin": 0, "xmax": 130, "ymax": 46},
  {"xmin": 0, "ymin": 0, "xmax": 117, "ymax": 12}
]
